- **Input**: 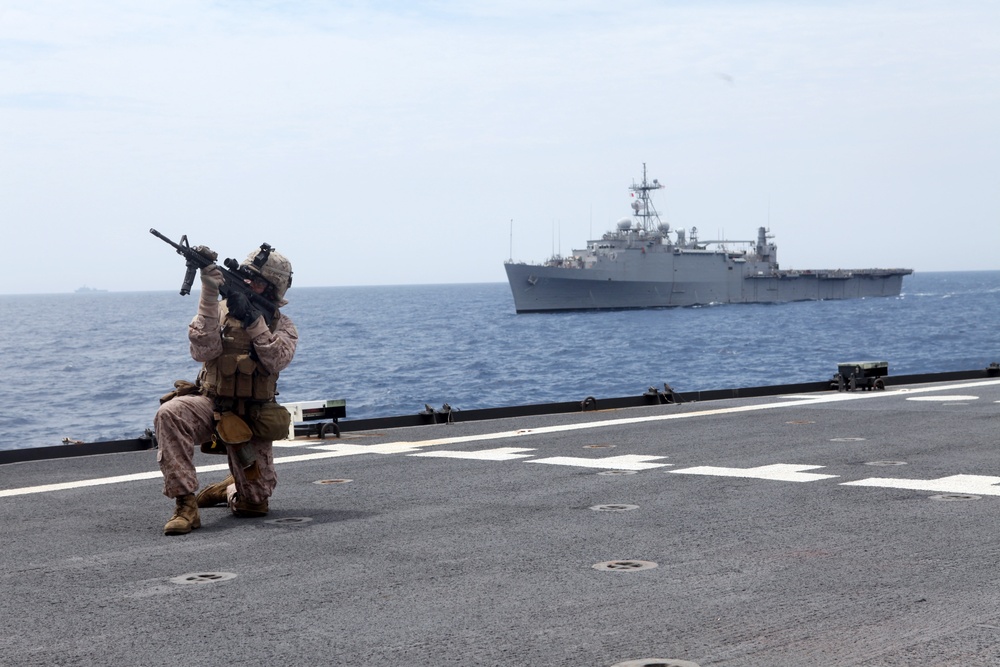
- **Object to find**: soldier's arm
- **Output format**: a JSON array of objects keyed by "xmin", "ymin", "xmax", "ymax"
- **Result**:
[
  {"xmin": 188, "ymin": 306, "xmax": 224, "ymax": 362},
  {"xmin": 248, "ymin": 313, "xmax": 298, "ymax": 374}
]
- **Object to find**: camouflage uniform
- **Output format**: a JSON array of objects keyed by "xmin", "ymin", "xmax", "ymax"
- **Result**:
[
  {"xmin": 156, "ymin": 245, "xmax": 297, "ymax": 518},
  {"xmin": 155, "ymin": 306, "xmax": 297, "ymax": 504}
]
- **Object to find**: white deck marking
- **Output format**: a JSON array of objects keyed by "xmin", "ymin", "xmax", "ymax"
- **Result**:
[
  {"xmin": 409, "ymin": 447, "xmax": 536, "ymax": 461},
  {"xmin": 842, "ymin": 474, "xmax": 1000, "ymax": 496},
  {"xmin": 0, "ymin": 463, "xmax": 230, "ymax": 498},
  {"xmin": 905, "ymin": 395, "xmax": 979, "ymax": 401},
  {"xmin": 3, "ymin": 379, "xmax": 998, "ymax": 498},
  {"xmin": 318, "ymin": 380, "xmax": 998, "ymax": 449},
  {"xmin": 274, "ymin": 380, "xmax": 1000, "ymax": 460},
  {"xmin": 309, "ymin": 442, "xmax": 427, "ymax": 455},
  {"xmin": 528, "ymin": 455, "xmax": 670, "ymax": 471},
  {"xmin": 670, "ymin": 464, "xmax": 839, "ymax": 482}
]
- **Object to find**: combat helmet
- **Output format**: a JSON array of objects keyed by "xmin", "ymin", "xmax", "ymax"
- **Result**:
[{"xmin": 241, "ymin": 243, "xmax": 293, "ymax": 302}]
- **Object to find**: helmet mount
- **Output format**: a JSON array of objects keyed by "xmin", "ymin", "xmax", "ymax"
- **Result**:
[{"xmin": 250, "ymin": 243, "xmax": 273, "ymax": 272}]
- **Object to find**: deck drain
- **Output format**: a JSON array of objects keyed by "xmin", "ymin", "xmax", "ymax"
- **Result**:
[
  {"xmin": 265, "ymin": 516, "xmax": 314, "ymax": 525},
  {"xmin": 786, "ymin": 420, "xmax": 815, "ymax": 424},
  {"xmin": 590, "ymin": 504, "xmax": 639, "ymax": 512},
  {"xmin": 598, "ymin": 470, "xmax": 638, "ymax": 476},
  {"xmin": 171, "ymin": 572, "xmax": 237, "ymax": 585},
  {"xmin": 593, "ymin": 560, "xmax": 658, "ymax": 571},
  {"xmin": 865, "ymin": 460, "xmax": 908, "ymax": 466},
  {"xmin": 930, "ymin": 494, "xmax": 980, "ymax": 502},
  {"xmin": 831, "ymin": 437, "xmax": 866, "ymax": 442},
  {"xmin": 314, "ymin": 479, "xmax": 352, "ymax": 485},
  {"xmin": 611, "ymin": 660, "xmax": 700, "ymax": 667},
  {"xmin": 584, "ymin": 444, "xmax": 616, "ymax": 449}
]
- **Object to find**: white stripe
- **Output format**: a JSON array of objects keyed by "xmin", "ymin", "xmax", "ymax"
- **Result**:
[
  {"xmin": 297, "ymin": 379, "xmax": 998, "ymax": 453},
  {"xmin": 670, "ymin": 463, "xmax": 838, "ymax": 482},
  {"xmin": 3, "ymin": 379, "xmax": 998, "ymax": 498},
  {"xmin": 309, "ymin": 442, "xmax": 427, "ymax": 455},
  {"xmin": 409, "ymin": 447, "xmax": 536, "ymax": 461},
  {"xmin": 906, "ymin": 395, "xmax": 979, "ymax": 401},
  {"xmin": 0, "ymin": 463, "xmax": 230, "ymax": 498},
  {"xmin": 841, "ymin": 474, "xmax": 1000, "ymax": 496},
  {"xmin": 528, "ymin": 455, "xmax": 670, "ymax": 471}
]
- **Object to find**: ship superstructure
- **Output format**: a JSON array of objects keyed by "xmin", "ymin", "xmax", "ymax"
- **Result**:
[{"xmin": 504, "ymin": 164, "xmax": 912, "ymax": 313}]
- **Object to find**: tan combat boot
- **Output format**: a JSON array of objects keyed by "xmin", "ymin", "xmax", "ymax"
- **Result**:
[
  {"xmin": 229, "ymin": 493, "xmax": 269, "ymax": 518},
  {"xmin": 195, "ymin": 475, "xmax": 235, "ymax": 508},
  {"xmin": 163, "ymin": 494, "xmax": 201, "ymax": 535}
]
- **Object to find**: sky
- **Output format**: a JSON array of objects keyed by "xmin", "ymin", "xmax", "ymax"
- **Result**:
[{"xmin": 1, "ymin": 0, "xmax": 998, "ymax": 295}]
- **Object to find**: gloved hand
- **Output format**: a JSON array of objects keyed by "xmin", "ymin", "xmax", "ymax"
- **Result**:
[
  {"xmin": 226, "ymin": 291, "xmax": 263, "ymax": 329},
  {"xmin": 199, "ymin": 264, "xmax": 224, "ymax": 298}
]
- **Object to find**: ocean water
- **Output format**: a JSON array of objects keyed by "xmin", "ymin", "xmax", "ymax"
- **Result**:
[{"xmin": 0, "ymin": 271, "xmax": 997, "ymax": 450}]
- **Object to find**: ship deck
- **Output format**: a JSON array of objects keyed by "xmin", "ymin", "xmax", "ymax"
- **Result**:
[{"xmin": 3, "ymin": 377, "xmax": 1000, "ymax": 666}]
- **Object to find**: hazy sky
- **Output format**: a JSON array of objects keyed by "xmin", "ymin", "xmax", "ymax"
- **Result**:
[{"xmin": 2, "ymin": 0, "xmax": 998, "ymax": 295}]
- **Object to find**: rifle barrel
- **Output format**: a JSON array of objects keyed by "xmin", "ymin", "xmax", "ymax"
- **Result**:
[{"xmin": 149, "ymin": 228, "xmax": 182, "ymax": 253}]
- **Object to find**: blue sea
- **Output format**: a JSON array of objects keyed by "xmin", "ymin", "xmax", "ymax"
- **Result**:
[{"xmin": 1, "ymin": 271, "xmax": 997, "ymax": 450}]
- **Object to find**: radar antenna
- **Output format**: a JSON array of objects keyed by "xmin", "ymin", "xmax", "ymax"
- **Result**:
[{"xmin": 629, "ymin": 162, "xmax": 665, "ymax": 233}]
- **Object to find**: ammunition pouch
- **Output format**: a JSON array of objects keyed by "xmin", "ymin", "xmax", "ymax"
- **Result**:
[
  {"xmin": 246, "ymin": 401, "xmax": 292, "ymax": 441},
  {"xmin": 203, "ymin": 354, "xmax": 278, "ymax": 401},
  {"xmin": 159, "ymin": 379, "xmax": 200, "ymax": 405},
  {"xmin": 200, "ymin": 402, "xmax": 290, "ymax": 454},
  {"xmin": 198, "ymin": 311, "xmax": 281, "ymax": 401},
  {"xmin": 215, "ymin": 411, "xmax": 253, "ymax": 445},
  {"xmin": 201, "ymin": 411, "xmax": 258, "ymax": 477}
]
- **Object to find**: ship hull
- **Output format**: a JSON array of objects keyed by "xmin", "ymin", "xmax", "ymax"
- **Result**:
[{"xmin": 505, "ymin": 255, "xmax": 910, "ymax": 313}]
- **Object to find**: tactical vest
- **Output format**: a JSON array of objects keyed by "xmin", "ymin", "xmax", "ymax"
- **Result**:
[{"xmin": 198, "ymin": 310, "xmax": 280, "ymax": 403}]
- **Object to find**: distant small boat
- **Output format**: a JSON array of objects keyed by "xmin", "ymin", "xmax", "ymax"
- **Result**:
[
  {"xmin": 74, "ymin": 286, "xmax": 108, "ymax": 294},
  {"xmin": 504, "ymin": 164, "xmax": 913, "ymax": 313}
]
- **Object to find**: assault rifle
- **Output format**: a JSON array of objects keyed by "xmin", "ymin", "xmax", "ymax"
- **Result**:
[{"xmin": 149, "ymin": 228, "xmax": 277, "ymax": 325}]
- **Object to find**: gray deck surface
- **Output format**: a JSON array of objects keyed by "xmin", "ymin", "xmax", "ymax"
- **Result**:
[{"xmin": 3, "ymin": 378, "xmax": 1000, "ymax": 666}]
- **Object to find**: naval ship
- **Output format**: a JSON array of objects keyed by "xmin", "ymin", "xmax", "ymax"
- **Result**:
[{"xmin": 504, "ymin": 165, "xmax": 912, "ymax": 313}]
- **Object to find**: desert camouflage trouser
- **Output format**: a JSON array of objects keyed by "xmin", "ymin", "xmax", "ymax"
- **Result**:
[{"xmin": 155, "ymin": 394, "xmax": 277, "ymax": 504}]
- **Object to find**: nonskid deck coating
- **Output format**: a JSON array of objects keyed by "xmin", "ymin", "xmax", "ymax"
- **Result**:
[{"xmin": 3, "ymin": 379, "xmax": 1000, "ymax": 666}]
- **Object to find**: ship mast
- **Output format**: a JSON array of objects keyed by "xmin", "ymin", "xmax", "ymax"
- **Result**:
[{"xmin": 629, "ymin": 163, "xmax": 665, "ymax": 233}]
